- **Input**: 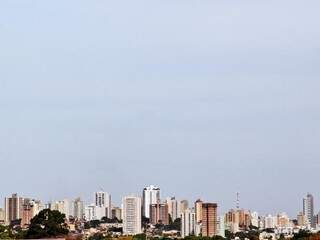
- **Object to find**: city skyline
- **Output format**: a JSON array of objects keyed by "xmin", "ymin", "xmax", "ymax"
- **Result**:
[
  {"xmin": 0, "ymin": 189, "xmax": 318, "ymax": 219},
  {"xmin": 1, "ymin": 0, "xmax": 320, "ymax": 218},
  {"xmin": 1, "ymin": 188, "xmax": 320, "ymax": 238}
]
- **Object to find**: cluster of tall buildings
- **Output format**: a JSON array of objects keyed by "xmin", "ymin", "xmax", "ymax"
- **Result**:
[
  {"xmin": 2, "ymin": 194, "xmax": 43, "ymax": 228},
  {"xmin": 124, "ymin": 186, "xmax": 218, "ymax": 237},
  {"xmin": 0, "ymin": 189, "xmax": 319, "ymax": 238}
]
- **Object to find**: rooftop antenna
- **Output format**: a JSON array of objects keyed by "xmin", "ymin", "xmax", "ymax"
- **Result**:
[{"xmin": 236, "ymin": 192, "xmax": 240, "ymax": 209}]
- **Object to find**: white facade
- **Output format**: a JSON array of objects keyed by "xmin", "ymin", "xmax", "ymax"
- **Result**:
[
  {"xmin": 264, "ymin": 215, "xmax": 276, "ymax": 229},
  {"xmin": 31, "ymin": 200, "xmax": 44, "ymax": 217},
  {"xmin": 303, "ymin": 193, "xmax": 315, "ymax": 228},
  {"xmin": 74, "ymin": 198, "xmax": 84, "ymax": 220},
  {"xmin": 122, "ymin": 196, "xmax": 142, "ymax": 235},
  {"xmin": 50, "ymin": 201, "xmax": 65, "ymax": 213},
  {"xmin": 166, "ymin": 197, "xmax": 178, "ymax": 221},
  {"xmin": 178, "ymin": 200, "xmax": 189, "ymax": 219},
  {"xmin": 63, "ymin": 199, "xmax": 74, "ymax": 218},
  {"xmin": 251, "ymin": 212, "xmax": 259, "ymax": 228},
  {"xmin": 181, "ymin": 208, "xmax": 196, "ymax": 238},
  {"xmin": 85, "ymin": 204, "xmax": 97, "ymax": 221},
  {"xmin": 95, "ymin": 206, "xmax": 107, "ymax": 220},
  {"xmin": 95, "ymin": 191, "xmax": 112, "ymax": 219},
  {"xmin": 142, "ymin": 185, "xmax": 160, "ymax": 218},
  {"xmin": 218, "ymin": 215, "xmax": 226, "ymax": 238}
]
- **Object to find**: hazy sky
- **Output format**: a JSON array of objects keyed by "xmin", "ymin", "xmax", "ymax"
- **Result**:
[{"xmin": 0, "ymin": 0, "xmax": 320, "ymax": 217}]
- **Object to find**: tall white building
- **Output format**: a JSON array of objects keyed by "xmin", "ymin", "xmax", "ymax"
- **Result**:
[
  {"xmin": 122, "ymin": 196, "xmax": 142, "ymax": 235},
  {"xmin": 166, "ymin": 197, "xmax": 178, "ymax": 221},
  {"xmin": 85, "ymin": 204, "xmax": 97, "ymax": 221},
  {"xmin": 264, "ymin": 214, "xmax": 276, "ymax": 229},
  {"xmin": 181, "ymin": 208, "xmax": 196, "ymax": 237},
  {"xmin": 50, "ymin": 201, "xmax": 65, "ymax": 214},
  {"xmin": 218, "ymin": 215, "xmax": 226, "ymax": 238},
  {"xmin": 178, "ymin": 200, "xmax": 189, "ymax": 219},
  {"xmin": 74, "ymin": 198, "xmax": 84, "ymax": 220},
  {"xmin": 95, "ymin": 191, "xmax": 112, "ymax": 219},
  {"xmin": 63, "ymin": 199, "xmax": 74, "ymax": 218},
  {"xmin": 251, "ymin": 212, "xmax": 259, "ymax": 228},
  {"xmin": 142, "ymin": 185, "xmax": 160, "ymax": 218},
  {"xmin": 303, "ymin": 193, "xmax": 315, "ymax": 228},
  {"xmin": 28, "ymin": 200, "xmax": 44, "ymax": 218}
]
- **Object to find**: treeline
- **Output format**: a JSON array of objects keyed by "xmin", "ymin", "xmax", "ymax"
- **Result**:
[
  {"xmin": 85, "ymin": 217, "xmax": 122, "ymax": 229},
  {"xmin": 86, "ymin": 231, "xmax": 320, "ymax": 240},
  {"xmin": 0, "ymin": 209, "xmax": 69, "ymax": 239}
]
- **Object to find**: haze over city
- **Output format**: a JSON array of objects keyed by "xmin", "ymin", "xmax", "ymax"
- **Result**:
[{"xmin": 1, "ymin": 0, "xmax": 320, "ymax": 217}]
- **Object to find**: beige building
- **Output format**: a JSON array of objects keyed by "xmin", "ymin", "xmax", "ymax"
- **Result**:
[
  {"xmin": 166, "ymin": 197, "xmax": 178, "ymax": 221},
  {"xmin": 0, "ymin": 208, "xmax": 5, "ymax": 224},
  {"xmin": 112, "ymin": 207, "xmax": 122, "ymax": 220},
  {"xmin": 276, "ymin": 213, "xmax": 290, "ymax": 228},
  {"xmin": 179, "ymin": 200, "xmax": 189, "ymax": 217},
  {"xmin": 225, "ymin": 209, "xmax": 251, "ymax": 232},
  {"xmin": 297, "ymin": 212, "xmax": 306, "ymax": 227},
  {"xmin": 5, "ymin": 193, "xmax": 24, "ymax": 225},
  {"xmin": 195, "ymin": 199, "xmax": 203, "ymax": 223}
]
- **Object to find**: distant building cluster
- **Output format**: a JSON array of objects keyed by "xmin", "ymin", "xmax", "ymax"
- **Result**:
[{"xmin": 0, "ymin": 188, "xmax": 319, "ymax": 239}]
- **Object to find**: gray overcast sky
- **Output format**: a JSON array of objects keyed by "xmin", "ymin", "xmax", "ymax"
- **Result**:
[{"xmin": 0, "ymin": 0, "xmax": 320, "ymax": 217}]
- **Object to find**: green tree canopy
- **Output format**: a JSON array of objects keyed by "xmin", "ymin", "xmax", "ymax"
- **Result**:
[{"xmin": 25, "ymin": 209, "xmax": 69, "ymax": 239}]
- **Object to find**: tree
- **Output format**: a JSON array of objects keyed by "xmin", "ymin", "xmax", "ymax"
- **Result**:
[
  {"xmin": 101, "ymin": 216, "xmax": 122, "ymax": 224},
  {"xmin": 142, "ymin": 216, "xmax": 150, "ymax": 229},
  {"xmin": 0, "ymin": 225, "xmax": 13, "ymax": 239},
  {"xmin": 293, "ymin": 230, "xmax": 312, "ymax": 240},
  {"xmin": 165, "ymin": 218, "xmax": 181, "ymax": 231},
  {"xmin": 88, "ymin": 233, "xmax": 111, "ymax": 240},
  {"xmin": 85, "ymin": 220, "xmax": 101, "ymax": 229},
  {"xmin": 25, "ymin": 209, "xmax": 69, "ymax": 239},
  {"xmin": 133, "ymin": 233, "xmax": 146, "ymax": 240},
  {"xmin": 225, "ymin": 230, "xmax": 234, "ymax": 240}
]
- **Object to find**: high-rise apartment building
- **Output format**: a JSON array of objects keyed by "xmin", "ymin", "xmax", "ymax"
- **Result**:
[
  {"xmin": 303, "ymin": 193, "xmax": 315, "ymax": 228},
  {"xmin": 202, "ymin": 203, "xmax": 218, "ymax": 237},
  {"xmin": 179, "ymin": 200, "xmax": 189, "ymax": 216},
  {"xmin": 251, "ymin": 212, "xmax": 259, "ymax": 228},
  {"xmin": 95, "ymin": 191, "xmax": 112, "ymax": 219},
  {"xmin": 142, "ymin": 185, "xmax": 160, "ymax": 218},
  {"xmin": 122, "ymin": 196, "xmax": 142, "ymax": 235},
  {"xmin": 63, "ymin": 199, "xmax": 74, "ymax": 218},
  {"xmin": 21, "ymin": 199, "xmax": 34, "ymax": 228},
  {"xmin": 4, "ymin": 193, "xmax": 24, "ymax": 225},
  {"xmin": 181, "ymin": 208, "xmax": 196, "ymax": 237},
  {"xmin": 225, "ymin": 209, "xmax": 251, "ymax": 232},
  {"xmin": 50, "ymin": 201, "xmax": 65, "ymax": 214},
  {"xmin": 31, "ymin": 200, "xmax": 43, "ymax": 217},
  {"xmin": 264, "ymin": 214, "xmax": 276, "ymax": 229},
  {"xmin": 166, "ymin": 197, "xmax": 178, "ymax": 221},
  {"xmin": 112, "ymin": 207, "xmax": 122, "ymax": 220},
  {"xmin": 276, "ymin": 212, "xmax": 290, "ymax": 228},
  {"xmin": 74, "ymin": 197, "xmax": 84, "ymax": 220},
  {"xmin": 195, "ymin": 199, "xmax": 203, "ymax": 223},
  {"xmin": 217, "ymin": 215, "xmax": 226, "ymax": 238},
  {"xmin": 85, "ymin": 204, "xmax": 97, "ymax": 221},
  {"xmin": 0, "ymin": 208, "xmax": 5, "ymax": 224},
  {"xmin": 297, "ymin": 212, "xmax": 306, "ymax": 227},
  {"xmin": 150, "ymin": 203, "xmax": 169, "ymax": 225}
]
